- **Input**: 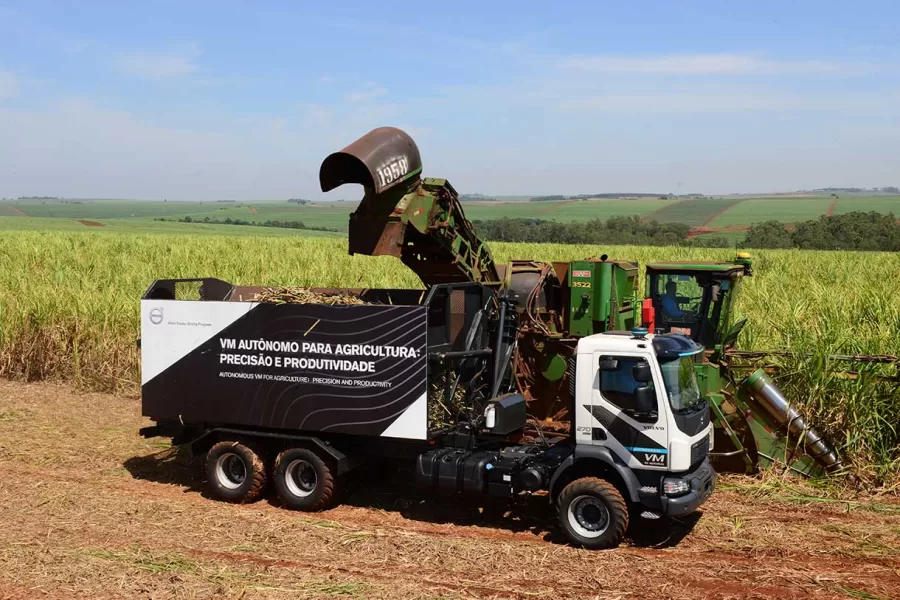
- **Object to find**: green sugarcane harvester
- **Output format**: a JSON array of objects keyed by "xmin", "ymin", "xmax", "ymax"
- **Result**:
[{"xmin": 321, "ymin": 126, "xmax": 893, "ymax": 478}]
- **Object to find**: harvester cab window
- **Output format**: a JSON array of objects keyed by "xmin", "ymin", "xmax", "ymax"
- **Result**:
[
  {"xmin": 649, "ymin": 271, "xmax": 737, "ymax": 349},
  {"xmin": 658, "ymin": 275, "xmax": 703, "ymax": 320},
  {"xmin": 597, "ymin": 356, "xmax": 654, "ymax": 412}
]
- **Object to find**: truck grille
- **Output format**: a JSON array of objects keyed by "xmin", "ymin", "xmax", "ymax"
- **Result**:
[{"xmin": 691, "ymin": 436, "xmax": 710, "ymax": 466}]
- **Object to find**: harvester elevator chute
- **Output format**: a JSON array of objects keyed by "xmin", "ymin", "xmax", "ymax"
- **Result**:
[{"xmin": 319, "ymin": 126, "xmax": 500, "ymax": 287}]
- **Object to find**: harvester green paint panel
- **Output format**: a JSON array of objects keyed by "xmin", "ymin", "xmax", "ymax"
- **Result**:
[
  {"xmin": 567, "ymin": 259, "xmax": 638, "ymax": 337},
  {"xmin": 541, "ymin": 353, "xmax": 568, "ymax": 382}
]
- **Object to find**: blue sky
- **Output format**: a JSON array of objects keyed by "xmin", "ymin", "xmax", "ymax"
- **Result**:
[{"xmin": 1, "ymin": 0, "xmax": 899, "ymax": 200}]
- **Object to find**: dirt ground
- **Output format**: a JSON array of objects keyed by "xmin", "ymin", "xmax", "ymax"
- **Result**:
[{"xmin": 0, "ymin": 380, "xmax": 898, "ymax": 600}]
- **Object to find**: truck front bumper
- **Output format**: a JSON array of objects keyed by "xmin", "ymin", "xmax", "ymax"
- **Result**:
[{"xmin": 660, "ymin": 458, "xmax": 716, "ymax": 517}]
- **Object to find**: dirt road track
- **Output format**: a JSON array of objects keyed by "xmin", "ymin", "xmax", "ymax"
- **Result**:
[{"xmin": 0, "ymin": 380, "xmax": 898, "ymax": 599}]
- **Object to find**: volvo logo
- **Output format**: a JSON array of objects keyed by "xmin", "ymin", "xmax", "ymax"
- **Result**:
[{"xmin": 149, "ymin": 307, "xmax": 164, "ymax": 325}]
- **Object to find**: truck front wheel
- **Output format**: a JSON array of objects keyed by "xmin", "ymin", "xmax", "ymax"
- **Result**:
[
  {"xmin": 274, "ymin": 447, "xmax": 335, "ymax": 511},
  {"xmin": 205, "ymin": 440, "xmax": 268, "ymax": 503},
  {"xmin": 557, "ymin": 477, "xmax": 629, "ymax": 549}
]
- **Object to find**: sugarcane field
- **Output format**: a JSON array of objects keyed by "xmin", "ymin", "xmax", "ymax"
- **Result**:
[{"xmin": 2, "ymin": 4, "xmax": 900, "ymax": 600}]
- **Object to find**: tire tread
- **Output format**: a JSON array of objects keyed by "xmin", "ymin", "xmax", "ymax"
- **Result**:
[
  {"xmin": 274, "ymin": 447, "xmax": 335, "ymax": 511},
  {"xmin": 206, "ymin": 440, "xmax": 268, "ymax": 504},
  {"xmin": 558, "ymin": 476, "xmax": 629, "ymax": 549}
]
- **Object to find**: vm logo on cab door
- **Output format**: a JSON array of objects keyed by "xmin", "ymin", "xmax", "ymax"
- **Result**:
[
  {"xmin": 625, "ymin": 445, "xmax": 668, "ymax": 466},
  {"xmin": 644, "ymin": 453, "xmax": 666, "ymax": 465}
]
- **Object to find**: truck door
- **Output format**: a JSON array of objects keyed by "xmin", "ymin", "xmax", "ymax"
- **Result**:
[{"xmin": 586, "ymin": 354, "xmax": 669, "ymax": 470}]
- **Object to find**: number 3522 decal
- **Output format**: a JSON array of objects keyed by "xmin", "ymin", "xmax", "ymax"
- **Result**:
[{"xmin": 376, "ymin": 157, "xmax": 410, "ymax": 188}]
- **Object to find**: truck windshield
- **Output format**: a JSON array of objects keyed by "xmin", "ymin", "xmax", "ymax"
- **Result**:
[{"xmin": 659, "ymin": 355, "xmax": 702, "ymax": 413}]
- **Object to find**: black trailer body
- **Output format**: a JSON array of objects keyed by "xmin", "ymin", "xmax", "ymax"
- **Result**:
[{"xmin": 141, "ymin": 279, "xmax": 498, "ymax": 441}]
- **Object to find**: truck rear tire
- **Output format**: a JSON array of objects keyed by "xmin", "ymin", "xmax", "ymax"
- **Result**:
[
  {"xmin": 205, "ymin": 441, "xmax": 267, "ymax": 503},
  {"xmin": 557, "ymin": 477, "xmax": 629, "ymax": 549},
  {"xmin": 274, "ymin": 447, "xmax": 335, "ymax": 511}
]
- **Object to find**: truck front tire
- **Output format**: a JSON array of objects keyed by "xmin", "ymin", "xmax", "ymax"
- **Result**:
[
  {"xmin": 274, "ymin": 447, "xmax": 335, "ymax": 511},
  {"xmin": 557, "ymin": 477, "xmax": 629, "ymax": 549},
  {"xmin": 205, "ymin": 441, "xmax": 268, "ymax": 503}
]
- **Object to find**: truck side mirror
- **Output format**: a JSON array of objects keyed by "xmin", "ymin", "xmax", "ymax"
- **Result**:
[
  {"xmin": 632, "ymin": 362, "xmax": 651, "ymax": 382},
  {"xmin": 599, "ymin": 358, "xmax": 619, "ymax": 371},
  {"xmin": 635, "ymin": 386, "xmax": 656, "ymax": 416}
]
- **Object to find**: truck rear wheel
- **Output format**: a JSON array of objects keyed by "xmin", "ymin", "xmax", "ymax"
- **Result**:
[
  {"xmin": 205, "ymin": 441, "xmax": 267, "ymax": 503},
  {"xmin": 274, "ymin": 447, "xmax": 335, "ymax": 511},
  {"xmin": 557, "ymin": 477, "xmax": 629, "ymax": 549}
]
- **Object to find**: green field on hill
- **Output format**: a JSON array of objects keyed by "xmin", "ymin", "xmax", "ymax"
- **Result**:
[
  {"xmin": 1, "ymin": 198, "xmax": 674, "ymax": 232},
  {"xmin": 0, "ymin": 216, "xmax": 338, "ymax": 236},
  {"xmin": 643, "ymin": 197, "xmax": 744, "ymax": 226},
  {"xmin": 831, "ymin": 195, "xmax": 900, "ymax": 215},
  {"xmin": 2, "ymin": 195, "xmax": 898, "ymax": 239},
  {"xmin": 706, "ymin": 195, "xmax": 900, "ymax": 227},
  {"xmin": 529, "ymin": 198, "xmax": 675, "ymax": 220},
  {"xmin": 707, "ymin": 197, "xmax": 832, "ymax": 227},
  {"xmin": 7, "ymin": 199, "xmax": 216, "ymax": 219}
]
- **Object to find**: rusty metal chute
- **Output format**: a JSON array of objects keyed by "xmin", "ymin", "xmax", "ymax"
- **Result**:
[
  {"xmin": 320, "ymin": 128, "xmax": 500, "ymax": 287},
  {"xmin": 319, "ymin": 126, "xmax": 422, "ymax": 195}
]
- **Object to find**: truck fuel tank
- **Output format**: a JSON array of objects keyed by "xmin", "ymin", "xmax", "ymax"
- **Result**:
[
  {"xmin": 415, "ymin": 445, "xmax": 547, "ymax": 498},
  {"xmin": 415, "ymin": 448, "xmax": 495, "ymax": 495}
]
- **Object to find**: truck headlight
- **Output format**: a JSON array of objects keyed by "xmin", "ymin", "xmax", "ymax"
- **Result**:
[{"xmin": 662, "ymin": 478, "xmax": 691, "ymax": 497}]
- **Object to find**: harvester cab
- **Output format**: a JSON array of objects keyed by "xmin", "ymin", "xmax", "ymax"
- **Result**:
[{"xmin": 643, "ymin": 253, "xmax": 753, "ymax": 352}]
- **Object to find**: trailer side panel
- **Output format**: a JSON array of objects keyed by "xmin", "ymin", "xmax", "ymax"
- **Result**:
[{"xmin": 141, "ymin": 300, "xmax": 428, "ymax": 440}]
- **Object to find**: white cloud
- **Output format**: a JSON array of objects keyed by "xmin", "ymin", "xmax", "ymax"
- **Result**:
[
  {"xmin": 116, "ymin": 45, "xmax": 200, "ymax": 80},
  {"xmin": 269, "ymin": 118, "xmax": 287, "ymax": 134},
  {"xmin": 556, "ymin": 87, "xmax": 900, "ymax": 114},
  {"xmin": 0, "ymin": 99, "xmax": 322, "ymax": 200},
  {"xmin": 345, "ymin": 82, "xmax": 388, "ymax": 103},
  {"xmin": 303, "ymin": 105, "xmax": 334, "ymax": 127},
  {"xmin": 0, "ymin": 69, "xmax": 19, "ymax": 99},
  {"xmin": 397, "ymin": 125, "xmax": 431, "ymax": 139},
  {"xmin": 558, "ymin": 90, "xmax": 812, "ymax": 113},
  {"xmin": 557, "ymin": 53, "xmax": 849, "ymax": 76}
]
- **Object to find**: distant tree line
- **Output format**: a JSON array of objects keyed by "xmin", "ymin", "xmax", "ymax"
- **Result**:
[
  {"xmin": 460, "ymin": 193, "xmax": 497, "ymax": 201},
  {"xmin": 742, "ymin": 212, "xmax": 900, "ymax": 251},
  {"xmin": 528, "ymin": 193, "xmax": 674, "ymax": 202},
  {"xmin": 155, "ymin": 216, "xmax": 337, "ymax": 232},
  {"xmin": 288, "ymin": 198, "xmax": 311, "ymax": 204},
  {"xmin": 17, "ymin": 196, "xmax": 60, "ymax": 200},
  {"xmin": 472, "ymin": 216, "xmax": 731, "ymax": 247},
  {"xmin": 811, "ymin": 187, "xmax": 899, "ymax": 194}
]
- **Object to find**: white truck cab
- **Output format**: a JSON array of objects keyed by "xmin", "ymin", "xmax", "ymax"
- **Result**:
[
  {"xmin": 558, "ymin": 329, "xmax": 715, "ymax": 525},
  {"xmin": 575, "ymin": 329, "xmax": 713, "ymax": 470}
]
